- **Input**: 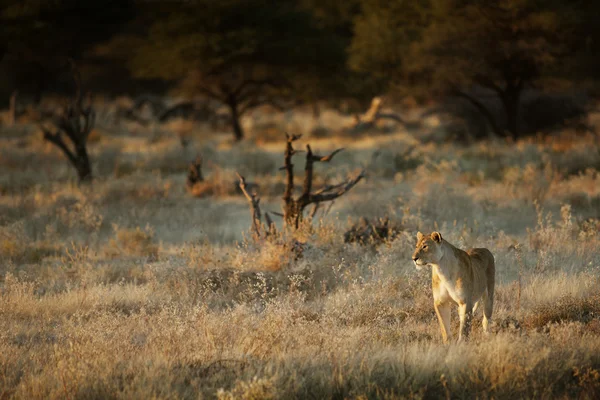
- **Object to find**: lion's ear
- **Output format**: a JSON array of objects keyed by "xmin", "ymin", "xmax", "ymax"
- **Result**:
[
  {"xmin": 431, "ymin": 231, "xmax": 442, "ymax": 243},
  {"xmin": 417, "ymin": 231, "xmax": 424, "ymax": 241}
]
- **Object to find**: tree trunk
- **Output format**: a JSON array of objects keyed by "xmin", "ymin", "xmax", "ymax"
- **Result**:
[
  {"xmin": 228, "ymin": 101, "xmax": 244, "ymax": 141},
  {"xmin": 283, "ymin": 201, "xmax": 303, "ymax": 230},
  {"xmin": 75, "ymin": 145, "xmax": 92, "ymax": 183},
  {"xmin": 454, "ymin": 90, "xmax": 504, "ymax": 138},
  {"xmin": 501, "ymin": 86, "xmax": 521, "ymax": 140}
]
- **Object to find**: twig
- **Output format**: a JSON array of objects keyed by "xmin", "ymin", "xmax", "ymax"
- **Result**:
[{"xmin": 236, "ymin": 172, "xmax": 262, "ymax": 237}]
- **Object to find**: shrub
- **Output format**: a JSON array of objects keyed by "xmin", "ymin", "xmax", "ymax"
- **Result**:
[{"xmin": 105, "ymin": 224, "xmax": 159, "ymax": 260}]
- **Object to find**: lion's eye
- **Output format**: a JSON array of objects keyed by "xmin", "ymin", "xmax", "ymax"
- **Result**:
[{"xmin": 422, "ymin": 245, "xmax": 428, "ymax": 250}]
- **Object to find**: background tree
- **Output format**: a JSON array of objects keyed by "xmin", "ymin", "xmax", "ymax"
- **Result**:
[
  {"xmin": 349, "ymin": 0, "xmax": 430, "ymax": 90},
  {"xmin": 291, "ymin": 0, "xmax": 382, "ymax": 116},
  {"xmin": 349, "ymin": 0, "xmax": 582, "ymax": 139},
  {"xmin": 0, "ymin": 0, "xmax": 134, "ymax": 103},
  {"xmin": 39, "ymin": 62, "xmax": 95, "ymax": 183},
  {"xmin": 100, "ymin": 0, "xmax": 349, "ymax": 141}
]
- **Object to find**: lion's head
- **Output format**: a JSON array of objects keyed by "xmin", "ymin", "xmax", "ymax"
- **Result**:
[{"xmin": 412, "ymin": 231, "xmax": 443, "ymax": 270}]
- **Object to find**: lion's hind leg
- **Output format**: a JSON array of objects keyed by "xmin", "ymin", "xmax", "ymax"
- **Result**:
[
  {"xmin": 477, "ymin": 291, "xmax": 491, "ymax": 334},
  {"xmin": 483, "ymin": 290, "xmax": 493, "ymax": 333},
  {"xmin": 472, "ymin": 301, "xmax": 480, "ymax": 315}
]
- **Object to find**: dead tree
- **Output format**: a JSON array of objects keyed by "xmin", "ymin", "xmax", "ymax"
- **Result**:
[
  {"xmin": 237, "ymin": 172, "xmax": 275, "ymax": 238},
  {"xmin": 282, "ymin": 133, "xmax": 365, "ymax": 229},
  {"xmin": 344, "ymin": 217, "xmax": 402, "ymax": 245},
  {"xmin": 351, "ymin": 97, "xmax": 405, "ymax": 132},
  {"xmin": 236, "ymin": 133, "xmax": 365, "ymax": 235},
  {"xmin": 40, "ymin": 61, "xmax": 95, "ymax": 183}
]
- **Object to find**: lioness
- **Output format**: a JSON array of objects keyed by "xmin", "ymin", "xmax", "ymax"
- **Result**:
[{"xmin": 412, "ymin": 231, "xmax": 495, "ymax": 343}]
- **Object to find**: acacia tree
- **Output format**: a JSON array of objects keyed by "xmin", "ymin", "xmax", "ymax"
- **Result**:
[
  {"xmin": 40, "ymin": 61, "xmax": 95, "ymax": 183},
  {"xmin": 350, "ymin": 0, "xmax": 579, "ymax": 139},
  {"xmin": 101, "ymin": 0, "xmax": 345, "ymax": 141}
]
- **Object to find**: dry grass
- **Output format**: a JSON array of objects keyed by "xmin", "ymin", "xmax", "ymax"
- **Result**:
[{"xmin": 0, "ymin": 103, "xmax": 600, "ymax": 398}]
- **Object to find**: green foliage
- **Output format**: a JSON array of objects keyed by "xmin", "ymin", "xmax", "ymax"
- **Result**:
[
  {"xmin": 350, "ymin": 0, "xmax": 578, "ymax": 92},
  {"xmin": 115, "ymin": 1, "xmax": 344, "ymax": 83},
  {"xmin": 349, "ymin": 0, "xmax": 430, "ymax": 84},
  {"xmin": 415, "ymin": 0, "xmax": 573, "ymax": 88}
]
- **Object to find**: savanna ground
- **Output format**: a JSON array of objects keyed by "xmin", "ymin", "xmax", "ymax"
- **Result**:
[{"xmin": 1, "ymin": 100, "xmax": 600, "ymax": 399}]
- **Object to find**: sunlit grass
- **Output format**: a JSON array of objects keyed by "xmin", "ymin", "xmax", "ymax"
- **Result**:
[{"xmin": 0, "ymin": 105, "xmax": 599, "ymax": 398}]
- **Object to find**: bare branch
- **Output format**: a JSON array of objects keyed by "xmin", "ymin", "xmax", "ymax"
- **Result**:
[
  {"xmin": 350, "ymin": 96, "xmax": 405, "ymax": 131},
  {"xmin": 309, "ymin": 203, "xmax": 320, "ymax": 220},
  {"xmin": 377, "ymin": 112, "xmax": 405, "ymax": 124},
  {"xmin": 234, "ymin": 78, "xmax": 288, "ymax": 100},
  {"xmin": 309, "ymin": 169, "xmax": 366, "ymax": 203},
  {"xmin": 452, "ymin": 87, "xmax": 504, "ymax": 137},
  {"xmin": 302, "ymin": 145, "xmax": 344, "ymax": 200},
  {"xmin": 198, "ymin": 86, "xmax": 222, "ymax": 101},
  {"xmin": 286, "ymin": 132, "xmax": 302, "ymax": 142},
  {"xmin": 312, "ymin": 181, "xmax": 347, "ymax": 196},
  {"xmin": 238, "ymin": 95, "xmax": 291, "ymax": 116},
  {"xmin": 40, "ymin": 125, "xmax": 78, "ymax": 167},
  {"xmin": 264, "ymin": 212, "xmax": 276, "ymax": 235},
  {"xmin": 474, "ymin": 74, "xmax": 505, "ymax": 97},
  {"xmin": 237, "ymin": 172, "xmax": 262, "ymax": 237},
  {"xmin": 307, "ymin": 145, "xmax": 344, "ymax": 162},
  {"xmin": 282, "ymin": 133, "xmax": 299, "ymax": 206},
  {"xmin": 323, "ymin": 200, "xmax": 335, "ymax": 216}
]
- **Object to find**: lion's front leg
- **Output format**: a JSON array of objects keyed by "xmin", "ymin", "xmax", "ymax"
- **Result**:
[
  {"xmin": 434, "ymin": 301, "xmax": 452, "ymax": 344},
  {"xmin": 458, "ymin": 302, "xmax": 473, "ymax": 342}
]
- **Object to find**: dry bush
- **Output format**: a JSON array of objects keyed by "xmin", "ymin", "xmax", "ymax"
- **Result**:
[
  {"xmin": 187, "ymin": 165, "xmax": 239, "ymax": 198},
  {"xmin": 343, "ymin": 217, "xmax": 403, "ymax": 245},
  {"xmin": 105, "ymin": 224, "xmax": 159, "ymax": 260},
  {"xmin": 524, "ymin": 293, "xmax": 600, "ymax": 329},
  {"xmin": 0, "ymin": 222, "xmax": 59, "ymax": 265}
]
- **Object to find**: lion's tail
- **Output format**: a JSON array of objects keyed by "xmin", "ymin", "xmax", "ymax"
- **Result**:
[{"xmin": 484, "ymin": 250, "xmax": 495, "ymax": 319}]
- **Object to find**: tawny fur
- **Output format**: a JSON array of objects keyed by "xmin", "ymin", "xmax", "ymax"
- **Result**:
[{"xmin": 412, "ymin": 231, "xmax": 495, "ymax": 343}]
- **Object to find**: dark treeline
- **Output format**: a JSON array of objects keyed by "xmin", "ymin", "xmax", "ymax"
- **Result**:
[{"xmin": 1, "ymin": 0, "xmax": 600, "ymax": 140}]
